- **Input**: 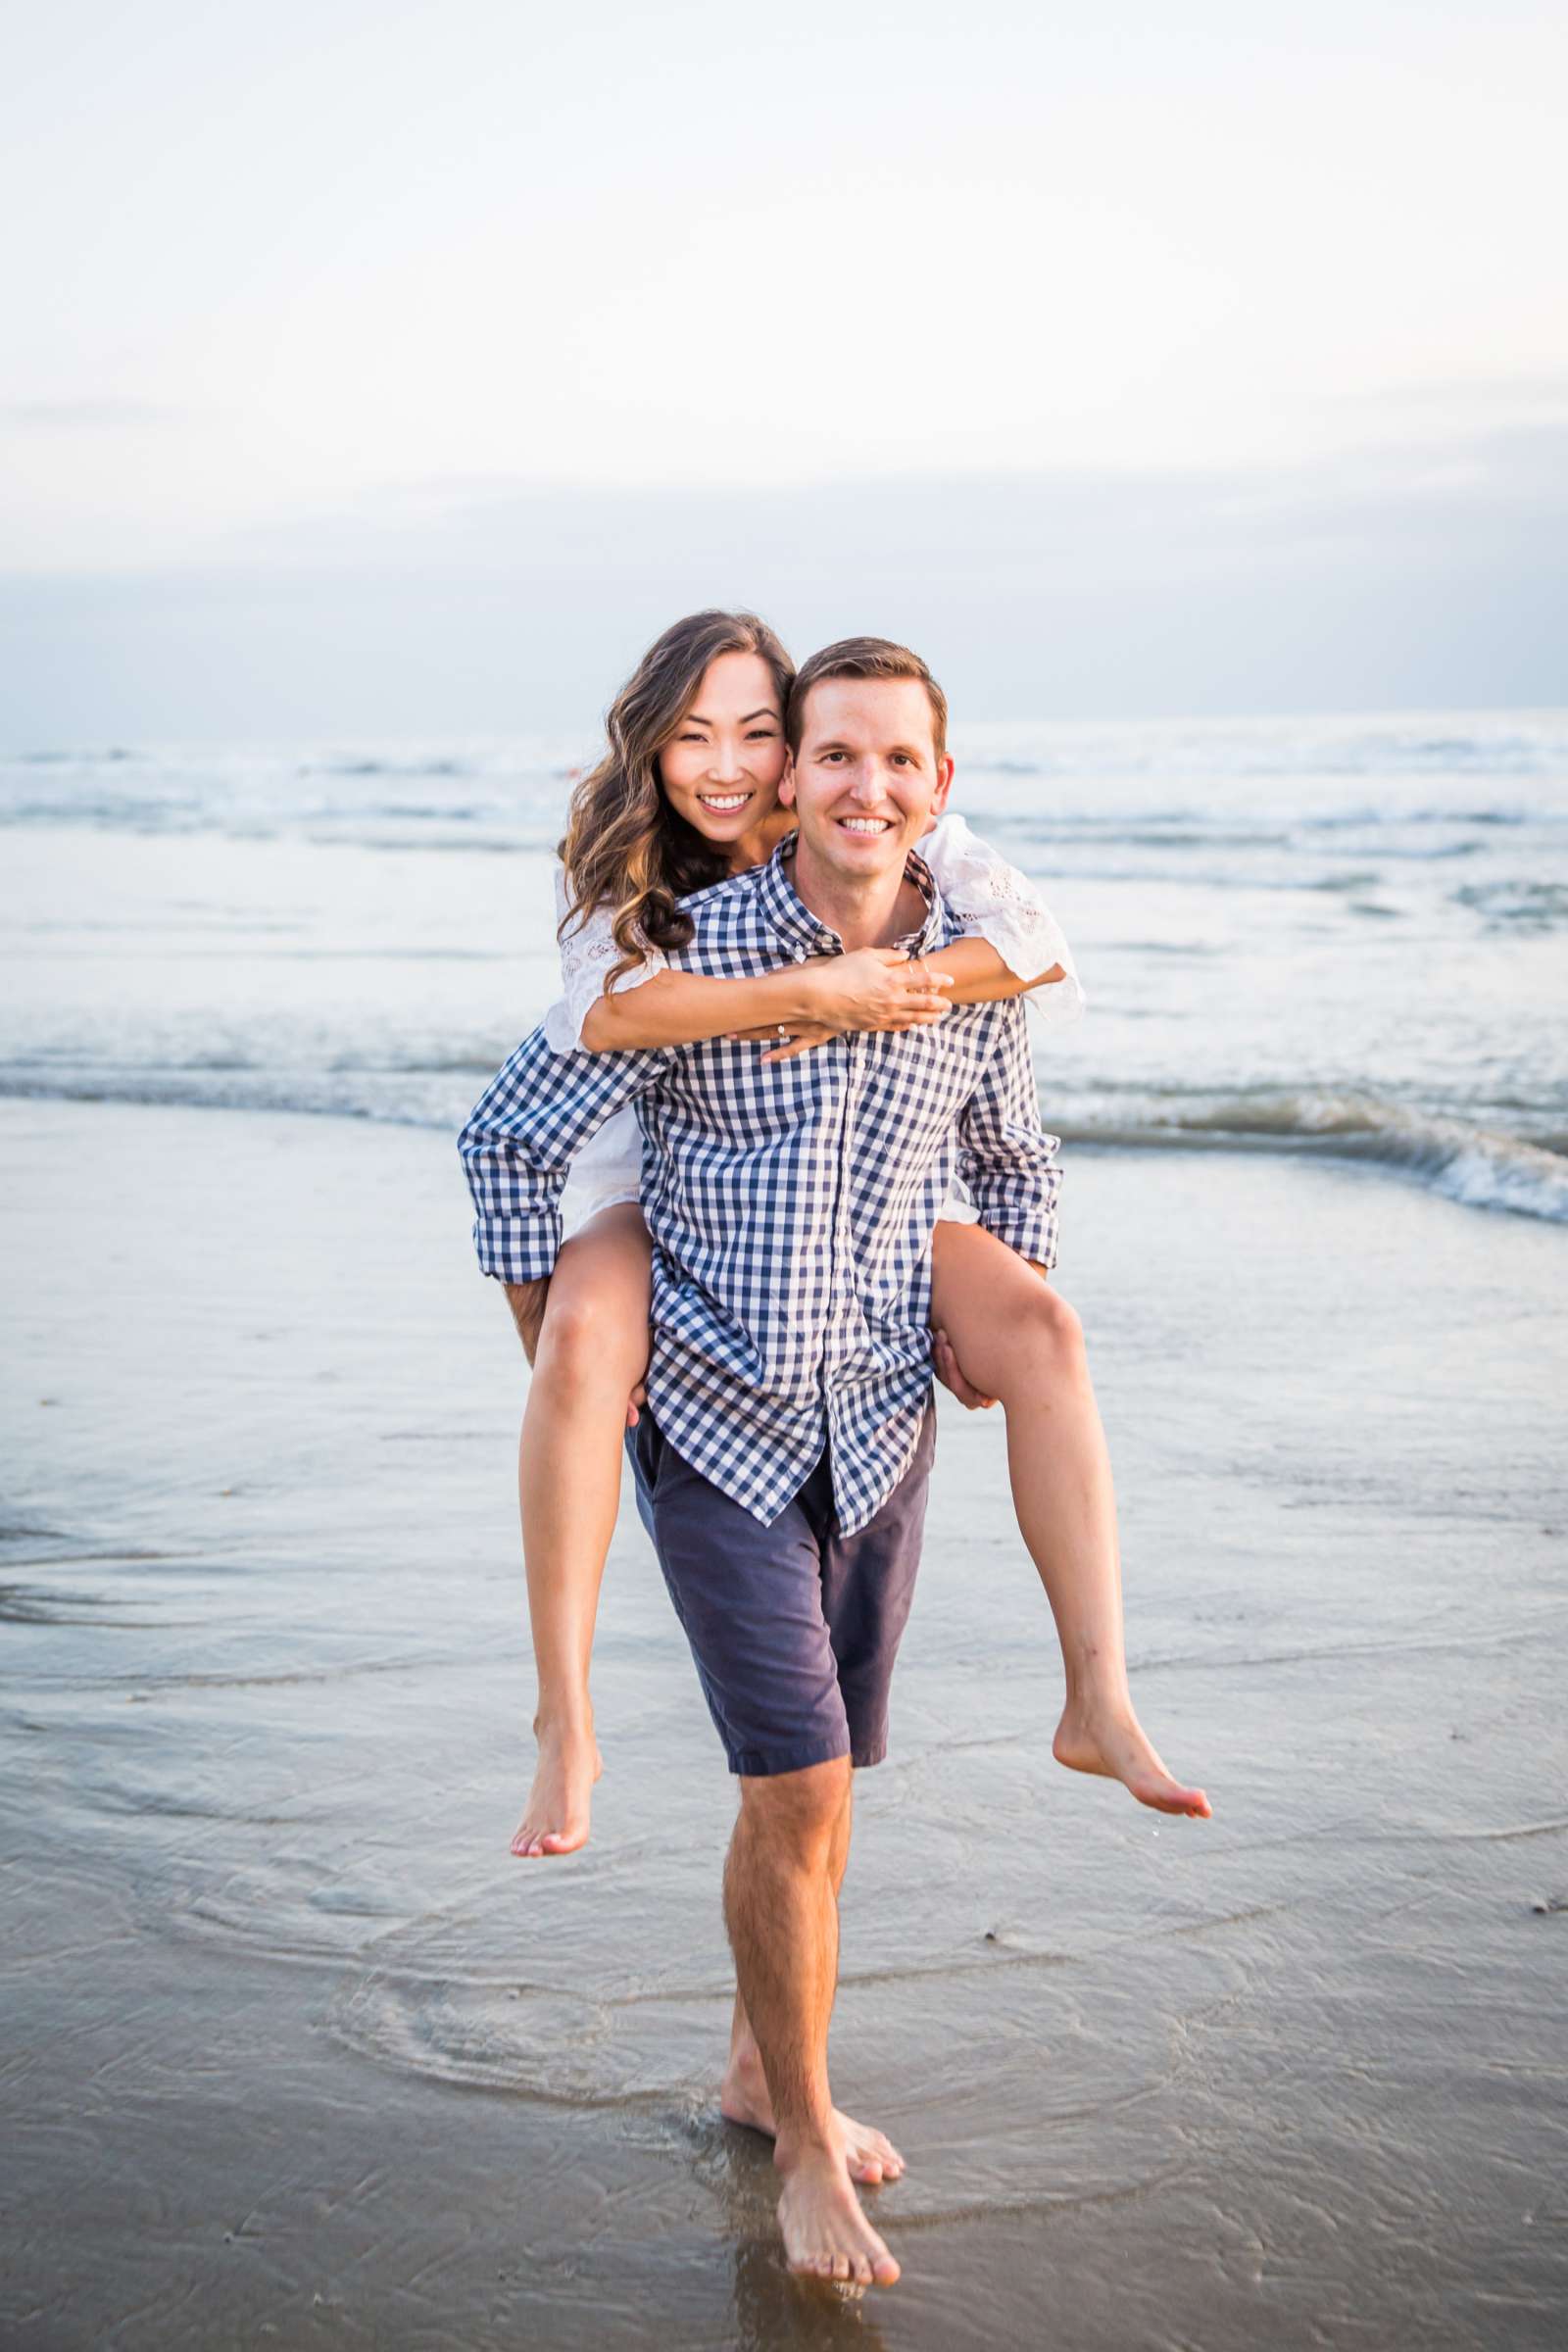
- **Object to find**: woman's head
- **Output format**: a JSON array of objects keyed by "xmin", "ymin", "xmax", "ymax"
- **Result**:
[
  {"xmin": 656, "ymin": 641, "xmax": 790, "ymax": 849},
  {"xmin": 560, "ymin": 611, "xmax": 794, "ymax": 976}
]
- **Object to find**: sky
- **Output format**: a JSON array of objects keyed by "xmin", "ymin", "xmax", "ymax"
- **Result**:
[{"xmin": 2, "ymin": 0, "xmax": 1565, "ymax": 738}]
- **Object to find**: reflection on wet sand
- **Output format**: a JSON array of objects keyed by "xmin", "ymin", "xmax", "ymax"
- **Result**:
[{"xmin": 4, "ymin": 1102, "xmax": 1566, "ymax": 2347}]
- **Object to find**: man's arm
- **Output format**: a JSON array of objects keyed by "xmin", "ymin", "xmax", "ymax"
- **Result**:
[
  {"xmin": 953, "ymin": 1000, "xmax": 1063, "ymax": 1273},
  {"xmin": 502, "ymin": 1275, "xmax": 552, "ymax": 1364},
  {"xmin": 457, "ymin": 1025, "xmax": 660, "ymax": 1348}
]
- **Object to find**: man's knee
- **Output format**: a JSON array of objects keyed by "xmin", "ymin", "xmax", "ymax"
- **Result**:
[{"xmin": 737, "ymin": 1755, "xmax": 851, "ymax": 1861}]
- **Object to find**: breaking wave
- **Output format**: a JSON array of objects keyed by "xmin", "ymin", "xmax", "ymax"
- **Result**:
[{"xmin": 1061, "ymin": 1090, "xmax": 1568, "ymax": 1224}]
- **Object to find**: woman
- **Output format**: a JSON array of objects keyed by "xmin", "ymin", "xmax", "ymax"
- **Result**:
[{"xmin": 514, "ymin": 611, "xmax": 1208, "ymax": 1856}]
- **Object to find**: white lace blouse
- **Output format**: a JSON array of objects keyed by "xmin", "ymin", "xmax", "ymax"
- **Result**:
[{"xmin": 543, "ymin": 810, "xmax": 1085, "ymax": 1054}]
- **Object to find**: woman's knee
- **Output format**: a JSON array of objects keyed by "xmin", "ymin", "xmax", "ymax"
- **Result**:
[
  {"xmin": 1004, "ymin": 1279, "xmax": 1086, "ymax": 1379},
  {"xmin": 1037, "ymin": 1282, "xmax": 1084, "ymax": 1346},
  {"xmin": 537, "ymin": 1276, "xmax": 647, "ymax": 1390}
]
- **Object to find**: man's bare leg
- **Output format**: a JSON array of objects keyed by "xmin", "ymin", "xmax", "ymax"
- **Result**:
[
  {"xmin": 930, "ymin": 1222, "xmax": 1210, "ymax": 1820},
  {"xmin": 722, "ymin": 1757, "xmax": 901, "ymax": 2287},
  {"xmin": 720, "ymin": 1778, "xmax": 905, "ymax": 2186},
  {"xmin": 512, "ymin": 1204, "xmax": 652, "ymax": 1857}
]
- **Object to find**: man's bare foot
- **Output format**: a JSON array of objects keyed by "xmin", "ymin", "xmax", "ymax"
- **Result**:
[
  {"xmin": 719, "ymin": 2044, "xmax": 905, "ymax": 2184},
  {"xmin": 776, "ymin": 2141, "xmax": 901, "ymax": 2287},
  {"xmin": 1054, "ymin": 1691, "xmax": 1211, "ymax": 1818},
  {"xmin": 510, "ymin": 1717, "xmax": 602, "ymax": 1857}
]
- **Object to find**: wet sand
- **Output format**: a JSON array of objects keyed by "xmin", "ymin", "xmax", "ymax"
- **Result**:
[{"xmin": 3, "ymin": 1097, "xmax": 1565, "ymax": 2348}]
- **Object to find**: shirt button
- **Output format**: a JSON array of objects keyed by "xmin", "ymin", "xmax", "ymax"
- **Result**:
[{"xmin": 793, "ymin": 947, "xmax": 808, "ymax": 961}]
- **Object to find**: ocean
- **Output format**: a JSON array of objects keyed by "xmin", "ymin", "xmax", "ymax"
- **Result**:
[
  {"xmin": 5, "ymin": 706, "xmax": 1567, "ymax": 1220},
  {"xmin": 4, "ymin": 709, "xmax": 1567, "ymax": 2347}
]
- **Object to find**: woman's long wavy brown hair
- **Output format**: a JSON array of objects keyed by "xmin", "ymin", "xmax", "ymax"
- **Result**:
[{"xmin": 558, "ymin": 610, "xmax": 795, "ymax": 992}]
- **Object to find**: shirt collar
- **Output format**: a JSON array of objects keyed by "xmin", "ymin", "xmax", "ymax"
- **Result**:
[{"xmin": 756, "ymin": 832, "xmax": 946, "ymax": 960}]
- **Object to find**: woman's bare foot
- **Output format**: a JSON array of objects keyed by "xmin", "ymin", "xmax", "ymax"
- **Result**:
[
  {"xmin": 776, "ymin": 2141, "xmax": 901, "ymax": 2287},
  {"xmin": 510, "ymin": 1716, "xmax": 602, "ymax": 1857},
  {"xmin": 720, "ymin": 2044, "xmax": 905, "ymax": 2185},
  {"xmin": 1054, "ymin": 1690, "xmax": 1211, "ymax": 1818}
]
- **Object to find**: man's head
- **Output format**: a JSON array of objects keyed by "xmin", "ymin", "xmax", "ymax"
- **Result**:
[{"xmin": 781, "ymin": 638, "xmax": 954, "ymax": 889}]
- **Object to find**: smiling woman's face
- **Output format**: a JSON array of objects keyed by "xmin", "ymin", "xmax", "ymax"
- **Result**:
[{"xmin": 658, "ymin": 651, "xmax": 788, "ymax": 845}]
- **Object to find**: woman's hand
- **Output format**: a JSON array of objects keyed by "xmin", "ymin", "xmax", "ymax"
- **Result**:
[
  {"xmin": 722, "ymin": 1018, "xmax": 845, "ymax": 1060},
  {"xmin": 802, "ymin": 947, "xmax": 955, "ymax": 1035},
  {"xmin": 759, "ymin": 1019, "xmax": 843, "ymax": 1063},
  {"xmin": 722, "ymin": 949, "xmax": 955, "ymax": 1062}
]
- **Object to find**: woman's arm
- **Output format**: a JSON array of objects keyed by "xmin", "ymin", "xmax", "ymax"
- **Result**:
[
  {"xmin": 559, "ymin": 870, "xmax": 947, "ymax": 1054},
  {"xmin": 936, "ymin": 934, "xmax": 1068, "ymax": 1005},
  {"xmin": 564, "ymin": 826, "xmax": 1072, "ymax": 1055},
  {"xmin": 576, "ymin": 933, "xmax": 1063, "ymax": 1050},
  {"xmin": 580, "ymin": 951, "xmax": 953, "ymax": 1053},
  {"xmin": 582, "ymin": 965, "xmax": 816, "ymax": 1052},
  {"xmin": 727, "ymin": 939, "xmax": 1068, "ymax": 1062}
]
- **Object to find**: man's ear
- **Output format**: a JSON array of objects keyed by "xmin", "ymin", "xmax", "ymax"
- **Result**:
[
  {"xmin": 927, "ymin": 755, "xmax": 956, "ymax": 821},
  {"xmin": 778, "ymin": 756, "xmax": 798, "ymax": 809}
]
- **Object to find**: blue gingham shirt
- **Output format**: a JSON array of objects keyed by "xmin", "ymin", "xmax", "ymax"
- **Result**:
[{"xmin": 460, "ymin": 836, "xmax": 1061, "ymax": 1534}]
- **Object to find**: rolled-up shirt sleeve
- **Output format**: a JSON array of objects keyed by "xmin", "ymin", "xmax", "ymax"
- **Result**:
[
  {"xmin": 458, "ymin": 1025, "xmax": 662, "ymax": 1282},
  {"xmin": 955, "ymin": 1001, "xmax": 1063, "ymax": 1271}
]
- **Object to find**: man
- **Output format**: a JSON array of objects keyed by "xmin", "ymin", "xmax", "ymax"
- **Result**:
[{"xmin": 459, "ymin": 639, "xmax": 1060, "ymax": 2288}]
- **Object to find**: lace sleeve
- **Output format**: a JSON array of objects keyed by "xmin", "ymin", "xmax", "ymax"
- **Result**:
[
  {"xmin": 542, "ymin": 865, "xmax": 669, "ymax": 1054},
  {"xmin": 920, "ymin": 810, "xmax": 1087, "ymax": 1031}
]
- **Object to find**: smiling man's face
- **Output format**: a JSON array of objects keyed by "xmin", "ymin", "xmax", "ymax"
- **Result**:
[{"xmin": 781, "ymin": 676, "xmax": 955, "ymax": 892}]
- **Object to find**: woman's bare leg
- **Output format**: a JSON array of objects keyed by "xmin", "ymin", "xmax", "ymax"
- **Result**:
[
  {"xmin": 929, "ymin": 1222, "xmax": 1210, "ymax": 1819},
  {"xmin": 512, "ymin": 1202, "xmax": 653, "ymax": 1857}
]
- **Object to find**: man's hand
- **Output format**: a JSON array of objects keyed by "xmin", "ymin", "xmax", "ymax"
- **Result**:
[
  {"xmin": 504, "ymin": 1278, "xmax": 551, "ymax": 1365},
  {"xmin": 932, "ymin": 1326, "xmax": 998, "ymax": 1411}
]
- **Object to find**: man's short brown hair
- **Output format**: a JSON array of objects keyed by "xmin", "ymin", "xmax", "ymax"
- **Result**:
[{"xmin": 786, "ymin": 636, "xmax": 949, "ymax": 760}]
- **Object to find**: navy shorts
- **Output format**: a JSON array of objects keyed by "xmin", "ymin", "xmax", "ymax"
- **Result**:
[{"xmin": 624, "ymin": 1403, "xmax": 936, "ymax": 1778}]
